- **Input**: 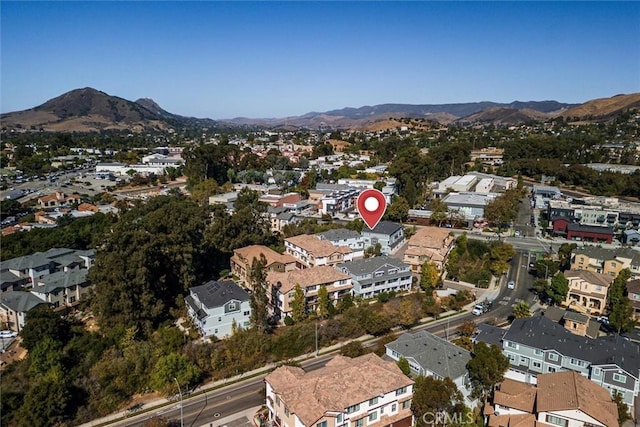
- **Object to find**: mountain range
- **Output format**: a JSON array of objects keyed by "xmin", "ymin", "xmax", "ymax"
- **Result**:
[{"xmin": 1, "ymin": 87, "xmax": 639, "ymax": 133}]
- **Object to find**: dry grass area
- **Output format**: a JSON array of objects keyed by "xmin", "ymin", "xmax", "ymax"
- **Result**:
[
  {"xmin": 563, "ymin": 93, "xmax": 640, "ymax": 118},
  {"xmin": 0, "ymin": 338, "xmax": 27, "ymax": 369}
]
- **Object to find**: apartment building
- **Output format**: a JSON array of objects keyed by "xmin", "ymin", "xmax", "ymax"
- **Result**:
[
  {"xmin": 265, "ymin": 353, "xmax": 414, "ymax": 427},
  {"xmin": 284, "ymin": 234, "xmax": 353, "ymax": 269},
  {"xmin": 563, "ymin": 270, "xmax": 613, "ymax": 315},
  {"xmin": 317, "ymin": 229, "xmax": 366, "ymax": 259},
  {"xmin": 337, "ymin": 256, "xmax": 412, "ymax": 299},
  {"xmin": 402, "ymin": 227, "xmax": 455, "ymax": 274},
  {"xmin": 570, "ymin": 246, "xmax": 640, "ymax": 279},
  {"xmin": 230, "ymin": 245, "xmax": 297, "ymax": 287},
  {"xmin": 361, "ymin": 221, "xmax": 405, "ymax": 256}
]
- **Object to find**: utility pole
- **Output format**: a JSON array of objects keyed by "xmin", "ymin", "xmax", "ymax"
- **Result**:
[
  {"xmin": 315, "ymin": 320, "xmax": 318, "ymax": 356},
  {"xmin": 174, "ymin": 377, "xmax": 184, "ymax": 427}
]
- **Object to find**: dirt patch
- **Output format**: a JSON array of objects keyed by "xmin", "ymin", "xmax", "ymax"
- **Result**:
[{"xmin": 0, "ymin": 337, "xmax": 27, "ymax": 369}]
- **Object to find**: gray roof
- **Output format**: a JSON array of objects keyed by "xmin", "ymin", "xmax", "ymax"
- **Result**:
[
  {"xmin": 566, "ymin": 223, "xmax": 614, "ymax": 235},
  {"xmin": 0, "ymin": 248, "xmax": 94, "ymax": 273},
  {"xmin": 276, "ymin": 212, "xmax": 297, "ymax": 221},
  {"xmin": 505, "ymin": 316, "xmax": 640, "ymax": 376},
  {"xmin": 317, "ymin": 228, "xmax": 361, "ymax": 242},
  {"xmin": 34, "ymin": 269, "xmax": 89, "ymax": 294},
  {"xmin": 563, "ymin": 310, "xmax": 589, "ymax": 323},
  {"xmin": 337, "ymin": 256, "xmax": 408, "ymax": 276},
  {"xmin": 473, "ymin": 323, "xmax": 506, "ymax": 347},
  {"xmin": 541, "ymin": 306, "xmax": 566, "ymax": 322},
  {"xmin": 573, "ymin": 246, "xmax": 640, "ymax": 264},
  {"xmin": 189, "ymin": 280, "xmax": 250, "ymax": 309},
  {"xmin": 386, "ymin": 330, "xmax": 471, "ymax": 380},
  {"xmin": 0, "ymin": 290, "xmax": 47, "ymax": 313},
  {"xmin": 362, "ymin": 221, "xmax": 402, "ymax": 236}
]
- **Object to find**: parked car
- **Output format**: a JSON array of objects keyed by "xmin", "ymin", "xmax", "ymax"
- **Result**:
[
  {"xmin": 0, "ymin": 330, "xmax": 17, "ymax": 338},
  {"xmin": 471, "ymin": 305, "xmax": 484, "ymax": 316},
  {"xmin": 507, "ymin": 280, "xmax": 516, "ymax": 289}
]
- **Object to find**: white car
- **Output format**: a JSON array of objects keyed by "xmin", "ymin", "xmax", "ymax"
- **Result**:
[
  {"xmin": 507, "ymin": 280, "xmax": 516, "ymax": 289},
  {"xmin": 471, "ymin": 305, "xmax": 484, "ymax": 316},
  {"xmin": 0, "ymin": 330, "xmax": 17, "ymax": 338}
]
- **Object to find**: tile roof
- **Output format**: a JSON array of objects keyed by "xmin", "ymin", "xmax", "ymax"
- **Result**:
[
  {"xmin": 536, "ymin": 371, "xmax": 618, "ymax": 427},
  {"xmin": 386, "ymin": 330, "xmax": 471, "ymax": 380},
  {"xmin": 0, "ymin": 290, "xmax": 47, "ymax": 312},
  {"xmin": 285, "ymin": 234, "xmax": 352, "ymax": 257},
  {"xmin": 266, "ymin": 266, "xmax": 350, "ymax": 294},
  {"xmin": 505, "ymin": 316, "xmax": 640, "ymax": 376},
  {"xmin": 232, "ymin": 245, "xmax": 296, "ymax": 268},
  {"xmin": 406, "ymin": 226, "xmax": 454, "ymax": 250},
  {"xmin": 189, "ymin": 280, "xmax": 250, "ymax": 309},
  {"xmin": 494, "ymin": 379, "xmax": 536, "ymax": 414},
  {"xmin": 265, "ymin": 353, "xmax": 414, "ymax": 427},
  {"xmin": 564, "ymin": 270, "xmax": 613, "ymax": 288},
  {"xmin": 337, "ymin": 256, "xmax": 409, "ymax": 276}
]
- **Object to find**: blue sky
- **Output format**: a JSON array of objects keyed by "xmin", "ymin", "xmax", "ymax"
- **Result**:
[{"xmin": 2, "ymin": 1, "xmax": 639, "ymax": 119}]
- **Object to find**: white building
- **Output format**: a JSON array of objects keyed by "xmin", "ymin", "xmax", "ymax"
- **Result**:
[{"xmin": 185, "ymin": 280, "xmax": 251, "ymax": 339}]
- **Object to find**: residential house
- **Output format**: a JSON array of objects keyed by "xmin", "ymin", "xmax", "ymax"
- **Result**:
[
  {"xmin": 500, "ymin": 316, "xmax": 640, "ymax": 410},
  {"xmin": 337, "ymin": 256, "xmax": 412, "ymax": 299},
  {"xmin": 31, "ymin": 269, "xmax": 92, "ymax": 308},
  {"xmin": 385, "ymin": 330, "xmax": 472, "ymax": 403},
  {"xmin": 563, "ymin": 270, "xmax": 613, "ymax": 315},
  {"xmin": 0, "ymin": 291, "xmax": 48, "ymax": 332},
  {"xmin": 317, "ymin": 228, "xmax": 366, "ymax": 259},
  {"xmin": 265, "ymin": 266, "xmax": 352, "ymax": 321},
  {"xmin": 230, "ymin": 245, "xmax": 297, "ymax": 287},
  {"xmin": 623, "ymin": 229, "xmax": 640, "ymax": 246},
  {"xmin": 37, "ymin": 190, "xmax": 81, "ymax": 208},
  {"xmin": 627, "ymin": 279, "xmax": 640, "ymax": 320},
  {"xmin": 0, "ymin": 270, "xmax": 29, "ymax": 293},
  {"xmin": 284, "ymin": 234, "xmax": 353, "ymax": 269},
  {"xmin": 540, "ymin": 306, "xmax": 601, "ymax": 339},
  {"xmin": 185, "ymin": 280, "xmax": 251, "ymax": 339},
  {"xmin": 258, "ymin": 192, "xmax": 302, "ymax": 208},
  {"xmin": 361, "ymin": 221, "xmax": 405, "ymax": 256},
  {"xmin": 0, "ymin": 248, "xmax": 94, "ymax": 284},
  {"xmin": 265, "ymin": 353, "xmax": 415, "ymax": 427},
  {"xmin": 570, "ymin": 246, "xmax": 640, "ymax": 279},
  {"xmin": 402, "ymin": 227, "xmax": 455, "ymax": 274},
  {"xmin": 487, "ymin": 372, "xmax": 619, "ymax": 427}
]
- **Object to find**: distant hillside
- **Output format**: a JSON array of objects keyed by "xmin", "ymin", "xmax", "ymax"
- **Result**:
[
  {"xmin": 457, "ymin": 107, "xmax": 552, "ymax": 125},
  {"xmin": 0, "ymin": 88, "xmax": 220, "ymax": 132},
  {"xmin": 561, "ymin": 93, "xmax": 640, "ymax": 120}
]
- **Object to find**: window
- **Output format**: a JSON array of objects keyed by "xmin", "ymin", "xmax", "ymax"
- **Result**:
[
  {"xmin": 506, "ymin": 341, "xmax": 517, "ymax": 349},
  {"xmin": 374, "ymin": 271, "xmax": 384, "ymax": 277},
  {"xmin": 548, "ymin": 366, "xmax": 556, "ymax": 373},
  {"xmin": 614, "ymin": 373, "xmax": 627, "ymax": 383},
  {"xmin": 507, "ymin": 353, "xmax": 516, "ymax": 362},
  {"xmin": 214, "ymin": 329, "xmax": 218, "ymax": 334},
  {"xmin": 534, "ymin": 349, "xmax": 542, "ymax": 356},
  {"xmin": 391, "ymin": 404, "xmax": 397, "ymax": 413},
  {"xmin": 337, "ymin": 415, "xmax": 342, "ymax": 424},
  {"xmin": 368, "ymin": 412, "xmax": 377, "ymax": 422},
  {"xmin": 244, "ymin": 311, "xmax": 250, "ymax": 316},
  {"xmin": 228, "ymin": 302, "xmax": 237, "ymax": 311},
  {"xmin": 402, "ymin": 400, "xmax": 411, "ymax": 410},
  {"xmin": 346, "ymin": 404, "xmax": 360, "ymax": 414},
  {"xmin": 520, "ymin": 356, "xmax": 529, "ymax": 365},
  {"xmin": 316, "ymin": 421, "xmax": 327, "ymax": 427},
  {"xmin": 545, "ymin": 415, "xmax": 568, "ymax": 427},
  {"xmin": 532, "ymin": 361, "xmax": 542, "ymax": 369},
  {"xmin": 388, "ymin": 269, "xmax": 398, "ymax": 275},
  {"xmin": 593, "ymin": 367, "xmax": 601, "ymax": 376},
  {"xmin": 355, "ymin": 419, "xmax": 364, "ymax": 427},
  {"xmin": 396, "ymin": 386, "xmax": 407, "ymax": 396},
  {"xmin": 276, "ymin": 396, "xmax": 281, "ymax": 406},
  {"xmin": 548, "ymin": 353, "xmax": 559, "ymax": 361},
  {"xmin": 218, "ymin": 317, "xmax": 222, "ymax": 322},
  {"xmin": 369, "ymin": 397, "xmax": 378, "ymax": 405},
  {"xmin": 284, "ymin": 407, "xmax": 290, "ymax": 417}
]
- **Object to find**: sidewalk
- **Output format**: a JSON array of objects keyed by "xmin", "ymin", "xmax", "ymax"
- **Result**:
[{"xmin": 198, "ymin": 405, "xmax": 263, "ymax": 427}]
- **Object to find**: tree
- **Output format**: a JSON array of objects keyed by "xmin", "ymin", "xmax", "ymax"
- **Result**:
[
  {"xmin": 340, "ymin": 341, "xmax": 368, "ymax": 358},
  {"xmin": 21, "ymin": 305, "xmax": 71, "ymax": 351},
  {"xmin": 420, "ymin": 260, "xmax": 439, "ymax": 292},
  {"xmin": 610, "ymin": 298, "xmax": 635, "ymax": 334},
  {"xmin": 397, "ymin": 357, "xmax": 411, "ymax": 376},
  {"xmin": 16, "ymin": 378, "xmax": 72, "ymax": 427},
  {"xmin": 513, "ymin": 301, "xmax": 531, "ymax": 319},
  {"xmin": 429, "ymin": 198, "xmax": 448, "ymax": 227},
  {"xmin": 384, "ymin": 195, "xmax": 409, "ymax": 222},
  {"xmin": 548, "ymin": 273, "xmax": 569, "ymax": 305},
  {"xmin": 467, "ymin": 342, "xmax": 509, "ymax": 401},
  {"xmin": 317, "ymin": 285, "xmax": 331, "ymax": 318},
  {"xmin": 614, "ymin": 390, "xmax": 631, "ymax": 425},
  {"xmin": 291, "ymin": 285, "xmax": 307, "ymax": 323},
  {"xmin": 149, "ymin": 352, "xmax": 202, "ymax": 396},
  {"xmin": 364, "ymin": 243, "xmax": 382, "ymax": 258},
  {"xmin": 249, "ymin": 256, "xmax": 270, "ymax": 332},
  {"xmin": 412, "ymin": 376, "xmax": 466, "ymax": 427}
]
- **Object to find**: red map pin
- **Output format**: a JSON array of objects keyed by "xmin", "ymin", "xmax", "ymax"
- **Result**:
[{"xmin": 357, "ymin": 189, "xmax": 387, "ymax": 230}]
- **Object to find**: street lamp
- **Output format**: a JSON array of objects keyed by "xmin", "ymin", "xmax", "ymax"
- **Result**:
[{"xmin": 174, "ymin": 377, "xmax": 184, "ymax": 427}]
